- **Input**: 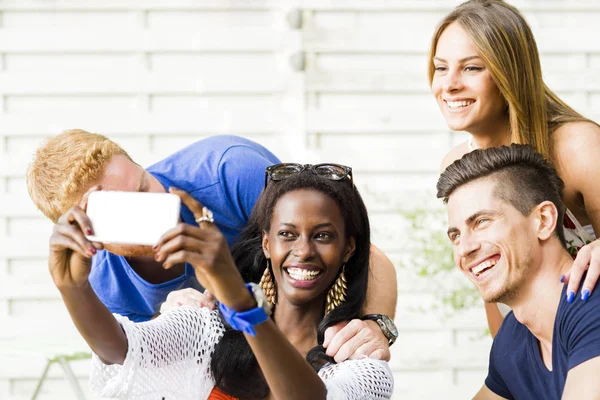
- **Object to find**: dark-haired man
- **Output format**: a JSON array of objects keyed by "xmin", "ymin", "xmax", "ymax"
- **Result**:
[{"xmin": 437, "ymin": 144, "xmax": 600, "ymax": 399}]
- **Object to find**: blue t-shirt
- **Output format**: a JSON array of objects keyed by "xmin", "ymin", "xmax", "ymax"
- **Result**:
[
  {"xmin": 89, "ymin": 135, "xmax": 280, "ymax": 322},
  {"xmin": 485, "ymin": 283, "xmax": 600, "ymax": 399}
]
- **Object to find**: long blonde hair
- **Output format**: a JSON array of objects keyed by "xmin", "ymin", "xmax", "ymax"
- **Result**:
[{"xmin": 428, "ymin": 0, "xmax": 589, "ymax": 159}]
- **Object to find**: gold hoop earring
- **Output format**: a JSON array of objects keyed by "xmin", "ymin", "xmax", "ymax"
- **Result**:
[
  {"xmin": 325, "ymin": 265, "xmax": 347, "ymax": 315},
  {"xmin": 260, "ymin": 259, "xmax": 276, "ymax": 308}
]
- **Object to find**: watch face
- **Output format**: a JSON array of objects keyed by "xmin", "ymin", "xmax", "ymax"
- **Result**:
[{"xmin": 381, "ymin": 315, "xmax": 398, "ymax": 338}]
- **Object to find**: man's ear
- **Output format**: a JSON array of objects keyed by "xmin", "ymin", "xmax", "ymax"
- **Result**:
[
  {"xmin": 262, "ymin": 230, "xmax": 271, "ymax": 259},
  {"xmin": 343, "ymin": 237, "xmax": 356, "ymax": 263},
  {"xmin": 534, "ymin": 201, "xmax": 559, "ymax": 241}
]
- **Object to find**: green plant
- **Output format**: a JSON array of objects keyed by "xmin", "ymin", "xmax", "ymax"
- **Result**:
[{"xmin": 398, "ymin": 203, "xmax": 480, "ymax": 315}]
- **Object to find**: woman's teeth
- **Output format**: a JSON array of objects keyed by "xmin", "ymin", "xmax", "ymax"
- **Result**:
[
  {"xmin": 286, "ymin": 267, "xmax": 322, "ymax": 281},
  {"xmin": 472, "ymin": 259, "xmax": 498, "ymax": 276},
  {"xmin": 447, "ymin": 100, "xmax": 474, "ymax": 108}
]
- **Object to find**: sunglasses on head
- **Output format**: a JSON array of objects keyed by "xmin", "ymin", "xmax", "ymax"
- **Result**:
[{"xmin": 264, "ymin": 163, "xmax": 353, "ymax": 188}]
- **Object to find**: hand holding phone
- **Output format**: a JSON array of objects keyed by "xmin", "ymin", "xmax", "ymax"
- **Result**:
[{"xmin": 85, "ymin": 191, "xmax": 181, "ymax": 245}]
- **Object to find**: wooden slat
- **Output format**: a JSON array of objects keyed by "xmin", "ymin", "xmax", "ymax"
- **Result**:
[
  {"xmin": 0, "ymin": 0, "xmax": 280, "ymax": 10},
  {"xmin": 304, "ymin": 27, "xmax": 600, "ymax": 53},
  {"xmin": 300, "ymin": 0, "xmax": 600, "ymax": 12},
  {"xmin": 0, "ymin": 195, "xmax": 41, "ymax": 217},
  {"xmin": 0, "ymin": 279, "xmax": 59, "ymax": 300},
  {"xmin": 0, "ymin": 0, "xmax": 599, "ymax": 12},
  {"xmin": 0, "ymin": 237, "xmax": 48, "ymax": 257},
  {"xmin": 0, "ymin": 29, "xmax": 279, "ymax": 52},
  {"xmin": 0, "ymin": 71, "xmax": 280, "ymax": 95},
  {"xmin": 307, "ymin": 109, "xmax": 449, "ymax": 133},
  {"xmin": 304, "ymin": 27, "xmax": 431, "ymax": 53},
  {"xmin": 0, "ymin": 112, "xmax": 279, "ymax": 136}
]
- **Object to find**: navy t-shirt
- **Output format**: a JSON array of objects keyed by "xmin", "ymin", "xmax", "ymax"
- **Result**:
[
  {"xmin": 485, "ymin": 283, "xmax": 600, "ymax": 399},
  {"xmin": 88, "ymin": 135, "xmax": 280, "ymax": 322}
]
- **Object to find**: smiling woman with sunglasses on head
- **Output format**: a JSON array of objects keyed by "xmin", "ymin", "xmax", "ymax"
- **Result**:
[{"xmin": 47, "ymin": 163, "xmax": 394, "ymax": 400}]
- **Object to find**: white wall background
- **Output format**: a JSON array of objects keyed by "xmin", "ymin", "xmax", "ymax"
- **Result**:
[{"xmin": 0, "ymin": 0, "xmax": 598, "ymax": 399}]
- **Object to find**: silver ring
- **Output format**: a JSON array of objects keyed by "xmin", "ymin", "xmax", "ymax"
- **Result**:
[{"xmin": 195, "ymin": 207, "xmax": 214, "ymax": 224}]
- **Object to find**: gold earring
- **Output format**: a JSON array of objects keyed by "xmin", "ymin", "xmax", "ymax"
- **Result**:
[
  {"xmin": 325, "ymin": 265, "xmax": 347, "ymax": 315},
  {"xmin": 260, "ymin": 259, "xmax": 276, "ymax": 308}
]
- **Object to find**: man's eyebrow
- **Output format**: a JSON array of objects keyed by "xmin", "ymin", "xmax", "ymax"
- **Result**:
[
  {"xmin": 465, "ymin": 210, "xmax": 499, "ymax": 225},
  {"xmin": 433, "ymin": 55, "xmax": 481, "ymax": 63},
  {"xmin": 447, "ymin": 210, "xmax": 501, "ymax": 237}
]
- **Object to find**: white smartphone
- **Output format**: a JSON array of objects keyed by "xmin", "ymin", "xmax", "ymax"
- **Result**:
[{"xmin": 85, "ymin": 191, "xmax": 181, "ymax": 245}]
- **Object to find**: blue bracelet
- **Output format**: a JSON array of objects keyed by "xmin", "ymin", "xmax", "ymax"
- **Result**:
[{"xmin": 218, "ymin": 284, "xmax": 269, "ymax": 336}]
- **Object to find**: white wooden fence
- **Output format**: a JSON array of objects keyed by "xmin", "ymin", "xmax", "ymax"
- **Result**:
[{"xmin": 0, "ymin": 1, "xmax": 598, "ymax": 398}]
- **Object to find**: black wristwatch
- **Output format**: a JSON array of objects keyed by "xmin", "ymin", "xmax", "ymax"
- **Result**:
[{"xmin": 361, "ymin": 314, "xmax": 398, "ymax": 346}]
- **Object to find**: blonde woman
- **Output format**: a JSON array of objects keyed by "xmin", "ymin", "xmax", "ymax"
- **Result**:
[{"xmin": 430, "ymin": 0, "xmax": 600, "ymax": 336}]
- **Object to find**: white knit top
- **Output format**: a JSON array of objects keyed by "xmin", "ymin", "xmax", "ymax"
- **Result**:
[{"xmin": 90, "ymin": 307, "xmax": 394, "ymax": 400}]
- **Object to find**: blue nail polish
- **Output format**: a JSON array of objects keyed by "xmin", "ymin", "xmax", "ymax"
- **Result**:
[
  {"xmin": 582, "ymin": 289, "xmax": 590, "ymax": 301},
  {"xmin": 560, "ymin": 274, "xmax": 565, "ymax": 283},
  {"xmin": 567, "ymin": 291, "xmax": 575, "ymax": 303}
]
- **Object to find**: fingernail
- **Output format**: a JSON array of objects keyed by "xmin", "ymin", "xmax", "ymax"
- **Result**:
[
  {"xmin": 86, "ymin": 227, "xmax": 93, "ymax": 235},
  {"xmin": 582, "ymin": 289, "xmax": 590, "ymax": 301},
  {"xmin": 155, "ymin": 253, "xmax": 161, "ymax": 261},
  {"xmin": 567, "ymin": 291, "xmax": 575, "ymax": 303},
  {"xmin": 152, "ymin": 244, "xmax": 158, "ymax": 250},
  {"xmin": 559, "ymin": 274, "xmax": 565, "ymax": 283},
  {"xmin": 89, "ymin": 247, "xmax": 96, "ymax": 255}
]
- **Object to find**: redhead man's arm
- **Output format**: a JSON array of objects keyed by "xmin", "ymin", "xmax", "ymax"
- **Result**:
[{"xmin": 364, "ymin": 244, "xmax": 397, "ymax": 317}]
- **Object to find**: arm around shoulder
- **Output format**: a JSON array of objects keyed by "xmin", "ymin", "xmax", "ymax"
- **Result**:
[{"xmin": 363, "ymin": 244, "xmax": 397, "ymax": 317}]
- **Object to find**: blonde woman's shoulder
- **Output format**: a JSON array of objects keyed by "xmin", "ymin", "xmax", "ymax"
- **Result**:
[
  {"xmin": 440, "ymin": 140, "xmax": 470, "ymax": 173},
  {"xmin": 552, "ymin": 121, "xmax": 600, "ymax": 186},
  {"xmin": 552, "ymin": 121, "xmax": 600, "ymax": 162}
]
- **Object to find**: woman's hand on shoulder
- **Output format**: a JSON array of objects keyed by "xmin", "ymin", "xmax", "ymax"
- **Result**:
[
  {"xmin": 323, "ymin": 319, "xmax": 390, "ymax": 363},
  {"xmin": 564, "ymin": 240, "xmax": 600, "ymax": 301},
  {"xmin": 49, "ymin": 185, "xmax": 104, "ymax": 290}
]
